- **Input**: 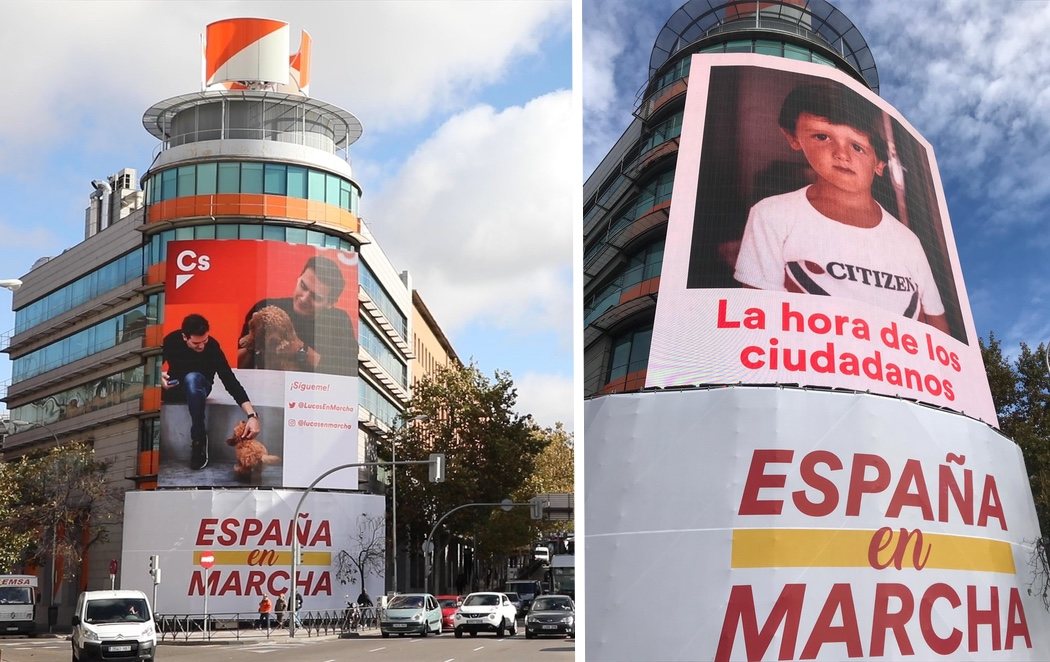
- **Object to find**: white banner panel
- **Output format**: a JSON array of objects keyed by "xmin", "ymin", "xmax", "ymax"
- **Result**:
[
  {"xmin": 584, "ymin": 389, "xmax": 1050, "ymax": 661},
  {"xmin": 121, "ymin": 490, "xmax": 384, "ymax": 614},
  {"xmin": 646, "ymin": 54, "xmax": 996, "ymax": 426}
]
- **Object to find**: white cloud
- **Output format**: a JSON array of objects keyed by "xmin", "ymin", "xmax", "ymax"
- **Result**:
[
  {"xmin": 366, "ymin": 91, "xmax": 573, "ymax": 337},
  {"xmin": 514, "ymin": 372, "xmax": 574, "ymax": 433},
  {"xmin": 834, "ymin": 0, "xmax": 1050, "ymax": 233},
  {"xmin": 0, "ymin": 1, "xmax": 568, "ymax": 176}
]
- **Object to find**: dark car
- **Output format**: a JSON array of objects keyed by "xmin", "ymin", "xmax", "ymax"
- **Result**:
[
  {"xmin": 524, "ymin": 594, "xmax": 575, "ymax": 639},
  {"xmin": 504, "ymin": 592, "xmax": 526, "ymax": 617}
]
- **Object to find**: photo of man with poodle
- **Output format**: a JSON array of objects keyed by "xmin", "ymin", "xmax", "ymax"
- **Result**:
[
  {"xmin": 162, "ymin": 313, "xmax": 261, "ymax": 470},
  {"xmin": 237, "ymin": 255, "xmax": 358, "ymax": 377}
]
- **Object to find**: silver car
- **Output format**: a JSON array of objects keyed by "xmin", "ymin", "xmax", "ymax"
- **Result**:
[{"xmin": 380, "ymin": 593, "xmax": 442, "ymax": 637}]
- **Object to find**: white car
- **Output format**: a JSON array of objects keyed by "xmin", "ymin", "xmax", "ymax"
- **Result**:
[{"xmin": 453, "ymin": 592, "xmax": 518, "ymax": 637}]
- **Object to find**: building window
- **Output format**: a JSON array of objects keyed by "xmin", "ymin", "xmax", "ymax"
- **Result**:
[
  {"xmin": 360, "ymin": 380, "xmax": 402, "ymax": 429},
  {"xmin": 10, "ymin": 365, "xmax": 145, "ymax": 427},
  {"xmin": 360, "ymin": 321, "xmax": 408, "ymax": 388},
  {"xmin": 147, "ymin": 224, "xmax": 357, "ymax": 269},
  {"xmin": 584, "ymin": 239, "xmax": 664, "ymax": 327},
  {"xmin": 14, "ymin": 248, "xmax": 144, "ymax": 334},
  {"xmin": 11, "ymin": 305, "xmax": 148, "ymax": 383},
  {"xmin": 147, "ymin": 161, "xmax": 361, "ymax": 214},
  {"xmin": 652, "ymin": 56, "xmax": 690, "ymax": 93},
  {"xmin": 140, "ymin": 418, "xmax": 160, "ymax": 453},
  {"xmin": 607, "ymin": 326, "xmax": 653, "ymax": 383},
  {"xmin": 640, "ymin": 112, "xmax": 684, "ymax": 154},
  {"xmin": 359, "ymin": 263, "xmax": 408, "ymax": 340}
]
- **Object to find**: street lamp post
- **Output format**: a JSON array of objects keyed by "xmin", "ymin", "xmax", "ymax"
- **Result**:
[
  {"xmin": 0, "ymin": 279, "xmax": 22, "ymax": 292},
  {"xmin": 388, "ymin": 413, "xmax": 428, "ymax": 595},
  {"xmin": 288, "ymin": 453, "xmax": 444, "ymax": 637}
]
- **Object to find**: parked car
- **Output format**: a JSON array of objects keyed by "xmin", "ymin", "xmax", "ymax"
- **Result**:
[
  {"xmin": 504, "ymin": 591, "xmax": 526, "ymax": 617},
  {"xmin": 379, "ymin": 593, "xmax": 442, "ymax": 638},
  {"xmin": 435, "ymin": 594, "xmax": 462, "ymax": 631},
  {"xmin": 453, "ymin": 592, "xmax": 518, "ymax": 638},
  {"xmin": 71, "ymin": 590, "xmax": 156, "ymax": 662},
  {"xmin": 524, "ymin": 594, "xmax": 575, "ymax": 639}
]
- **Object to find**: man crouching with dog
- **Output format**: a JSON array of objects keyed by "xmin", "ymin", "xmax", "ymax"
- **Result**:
[
  {"xmin": 237, "ymin": 255, "xmax": 357, "ymax": 377},
  {"xmin": 162, "ymin": 313, "xmax": 261, "ymax": 470}
]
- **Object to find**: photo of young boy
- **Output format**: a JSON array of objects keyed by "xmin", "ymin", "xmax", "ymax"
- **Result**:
[
  {"xmin": 684, "ymin": 65, "xmax": 966, "ymax": 344},
  {"xmin": 733, "ymin": 82, "xmax": 949, "ymax": 334}
]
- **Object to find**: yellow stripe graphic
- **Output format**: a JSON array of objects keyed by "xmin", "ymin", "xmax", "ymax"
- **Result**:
[
  {"xmin": 731, "ymin": 529, "xmax": 1014, "ymax": 573},
  {"xmin": 192, "ymin": 551, "xmax": 331, "ymax": 566}
]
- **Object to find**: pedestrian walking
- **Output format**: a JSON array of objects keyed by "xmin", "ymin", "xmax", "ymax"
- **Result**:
[
  {"xmin": 258, "ymin": 595, "xmax": 273, "ymax": 631},
  {"xmin": 274, "ymin": 594, "xmax": 286, "ymax": 628}
]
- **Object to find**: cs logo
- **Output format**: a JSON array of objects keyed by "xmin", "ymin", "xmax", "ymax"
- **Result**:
[{"xmin": 175, "ymin": 250, "xmax": 211, "ymax": 289}]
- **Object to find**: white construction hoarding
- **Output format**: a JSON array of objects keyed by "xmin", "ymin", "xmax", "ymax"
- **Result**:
[
  {"xmin": 121, "ymin": 489, "xmax": 384, "ymax": 614},
  {"xmin": 584, "ymin": 388, "xmax": 1050, "ymax": 661}
]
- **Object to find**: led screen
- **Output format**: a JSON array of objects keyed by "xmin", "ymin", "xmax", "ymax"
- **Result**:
[
  {"xmin": 158, "ymin": 239, "xmax": 360, "ymax": 489},
  {"xmin": 646, "ymin": 55, "xmax": 995, "ymax": 425}
]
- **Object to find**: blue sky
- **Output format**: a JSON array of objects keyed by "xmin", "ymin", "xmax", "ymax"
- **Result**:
[
  {"xmin": 0, "ymin": 1, "xmax": 573, "ymax": 431},
  {"xmin": 584, "ymin": 0, "xmax": 1050, "ymax": 364}
]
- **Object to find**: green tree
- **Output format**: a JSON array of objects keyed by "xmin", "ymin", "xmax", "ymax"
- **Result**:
[
  {"xmin": 980, "ymin": 333, "xmax": 1050, "ymax": 606},
  {"xmin": 518, "ymin": 423, "xmax": 574, "ymax": 539},
  {"xmin": 13, "ymin": 442, "xmax": 119, "ymax": 585},
  {"xmin": 0, "ymin": 461, "xmax": 33, "ymax": 572},
  {"xmin": 384, "ymin": 363, "xmax": 545, "ymax": 587}
]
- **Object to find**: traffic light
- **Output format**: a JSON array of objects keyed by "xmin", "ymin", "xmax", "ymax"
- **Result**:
[
  {"xmin": 148, "ymin": 555, "xmax": 159, "ymax": 577},
  {"xmin": 530, "ymin": 496, "xmax": 546, "ymax": 520},
  {"xmin": 428, "ymin": 453, "xmax": 446, "ymax": 483}
]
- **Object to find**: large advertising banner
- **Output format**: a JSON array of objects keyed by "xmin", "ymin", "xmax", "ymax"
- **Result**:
[
  {"xmin": 584, "ymin": 389, "xmax": 1050, "ymax": 661},
  {"xmin": 159, "ymin": 239, "xmax": 359, "ymax": 490},
  {"xmin": 121, "ymin": 490, "xmax": 384, "ymax": 614},
  {"xmin": 646, "ymin": 54, "xmax": 996, "ymax": 425}
]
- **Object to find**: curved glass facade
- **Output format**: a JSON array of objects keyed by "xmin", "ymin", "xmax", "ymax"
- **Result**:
[
  {"xmin": 697, "ymin": 39, "xmax": 837, "ymax": 66},
  {"xmin": 585, "ymin": 168, "xmax": 674, "ymax": 262},
  {"xmin": 146, "ymin": 223, "xmax": 356, "ymax": 266},
  {"xmin": 607, "ymin": 326, "xmax": 653, "ymax": 383},
  {"xmin": 14, "ymin": 249, "xmax": 143, "ymax": 334},
  {"xmin": 145, "ymin": 161, "xmax": 361, "ymax": 215},
  {"xmin": 585, "ymin": 240, "xmax": 664, "ymax": 326}
]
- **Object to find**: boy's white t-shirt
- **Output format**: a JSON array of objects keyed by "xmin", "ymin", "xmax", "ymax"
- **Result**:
[{"xmin": 734, "ymin": 186, "xmax": 945, "ymax": 319}]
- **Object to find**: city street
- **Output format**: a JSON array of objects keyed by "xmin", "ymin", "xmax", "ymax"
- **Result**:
[{"xmin": 0, "ymin": 630, "xmax": 575, "ymax": 662}]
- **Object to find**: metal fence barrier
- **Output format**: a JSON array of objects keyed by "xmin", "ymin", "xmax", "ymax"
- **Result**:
[{"xmin": 155, "ymin": 607, "xmax": 379, "ymax": 642}]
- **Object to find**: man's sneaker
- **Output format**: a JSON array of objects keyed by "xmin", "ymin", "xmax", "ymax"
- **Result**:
[{"xmin": 191, "ymin": 436, "xmax": 209, "ymax": 470}]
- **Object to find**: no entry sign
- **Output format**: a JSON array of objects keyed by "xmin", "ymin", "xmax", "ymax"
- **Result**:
[{"xmin": 200, "ymin": 551, "xmax": 215, "ymax": 570}]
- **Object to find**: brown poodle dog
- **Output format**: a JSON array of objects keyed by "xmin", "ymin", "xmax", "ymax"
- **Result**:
[
  {"xmin": 226, "ymin": 421, "xmax": 281, "ymax": 480},
  {"xmin": 238, "ymin": 305, "xmax": 303, "ymax": 370}
]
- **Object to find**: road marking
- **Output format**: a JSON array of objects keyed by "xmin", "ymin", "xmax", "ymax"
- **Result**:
[
  {"xmin": 369, "ymin": 647, "xmax": 386, "ymax": 652},
  {"xmin": 473, "ymin": 646, "xmax": 485, "ymax": 651},
  {"xmin": 443, "ymin": 658, "xmax": 455, "ymax": 662}
]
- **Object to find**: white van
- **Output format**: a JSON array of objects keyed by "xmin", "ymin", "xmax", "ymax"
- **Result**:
[
  {"xmin": 0, "ymin": 575, "xmax": 38, "ymax": 634},
  {"xmin": 71, "ymin": 590, "xmax": 156, "ymax": 662}
]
